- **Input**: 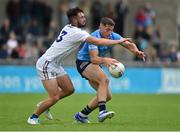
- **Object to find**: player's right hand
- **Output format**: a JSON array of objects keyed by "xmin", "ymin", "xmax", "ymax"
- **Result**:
[
  {"xmin": 135, "ymin": 51, "xmax": 146, "ymax": 62},
  {"xmin": 104, "ymin": 58, "xmax": 119, "ymax": 67}
]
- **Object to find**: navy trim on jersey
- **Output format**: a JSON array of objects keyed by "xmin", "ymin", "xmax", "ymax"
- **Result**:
[{"xmin": 43, "ymin": 61, "xmax": 49, "ymax": 80}]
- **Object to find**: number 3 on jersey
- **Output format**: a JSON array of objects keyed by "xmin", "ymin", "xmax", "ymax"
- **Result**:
[{"xmin": 56, "ymin": 30, "xmax": 67, "ymax": 42}]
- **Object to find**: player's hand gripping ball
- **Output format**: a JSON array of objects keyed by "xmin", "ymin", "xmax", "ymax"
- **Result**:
[{"xmin": 108, "ymin": 62, "xmax": 125, "ymax": 78}]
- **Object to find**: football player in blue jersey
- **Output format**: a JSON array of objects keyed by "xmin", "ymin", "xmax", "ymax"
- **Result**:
[{"xmin": 74, "ymin": 17, "xmax": 146, "ymax": 123}]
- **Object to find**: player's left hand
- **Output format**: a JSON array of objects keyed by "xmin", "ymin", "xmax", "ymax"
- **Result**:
[
  {"xmin": 136, "ymin": 51, "xmax": 146, "ymax": 62},
  {"xmin": 119, "ymin": 38, "xmax": 133, "ymax": 43}
]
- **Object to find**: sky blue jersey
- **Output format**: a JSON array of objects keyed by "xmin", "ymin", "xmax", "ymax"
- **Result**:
[{"xmin": 77, "ymin": 29, "xmax": 123, "ymax": 61}]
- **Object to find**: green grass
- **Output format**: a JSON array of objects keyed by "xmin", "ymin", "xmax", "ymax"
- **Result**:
[{"xmin": 0, "ymin": 93, "xmax": 180, "ymax": 131}]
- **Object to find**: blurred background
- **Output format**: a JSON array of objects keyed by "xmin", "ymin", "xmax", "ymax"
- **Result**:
[
  {"xmin": 0, "ymin": 0, "xmax": 180, "ymax": 65},
  {"xmin": 0, "ymin": 0, "xmax": 180, "ymax": 94},
  {"xmin": 0, "ymin": 1, "xmax": 180, "ymax": 130}
]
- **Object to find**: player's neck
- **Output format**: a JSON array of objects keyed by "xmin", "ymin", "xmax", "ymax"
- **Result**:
[
  {"xmin": 100, "ymin": 32, "xmax": 108, "ymax": 39},
  {"xmin": 70, "ymin": 21, "xmax": 78, "ymax": 27}
]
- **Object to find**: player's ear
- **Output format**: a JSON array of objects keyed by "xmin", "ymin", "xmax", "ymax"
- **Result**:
[{"xmin": 71, "ymin": 17, "xmax": 78, "ymax": 25}]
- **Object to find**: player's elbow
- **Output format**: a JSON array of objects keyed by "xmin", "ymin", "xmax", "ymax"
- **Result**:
[{"xmin": 90, "ymin": 57, "xmax": 100, "ymax": 64}]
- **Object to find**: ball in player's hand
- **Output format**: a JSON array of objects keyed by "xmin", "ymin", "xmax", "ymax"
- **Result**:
[{"xmin": 108, "ymin": 62, "xmax": 125, "ymax": 78}]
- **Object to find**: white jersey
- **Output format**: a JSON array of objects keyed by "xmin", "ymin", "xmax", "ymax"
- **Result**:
[{"xmin": 41, "ymin": 24, "xmax": 90, "ymax": 65}]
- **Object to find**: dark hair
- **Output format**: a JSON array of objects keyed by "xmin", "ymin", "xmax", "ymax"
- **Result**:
[
  {"xmin": 66, "ymin": 7, "xmax": 84, "ymax": 19},
  {"xmin": 100, "ymin": 17, "xmax": 115, "ymax": 26}
]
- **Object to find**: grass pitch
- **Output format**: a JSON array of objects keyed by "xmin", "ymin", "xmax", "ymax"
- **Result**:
[{"xmin": 0, "ymin": 93, "xmax": 179, "ymax": 131}]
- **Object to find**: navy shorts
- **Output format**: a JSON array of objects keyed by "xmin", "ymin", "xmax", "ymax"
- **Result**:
[{"xmin": 76, "ymin": 59, "xmax": 91, "ymax": 79}]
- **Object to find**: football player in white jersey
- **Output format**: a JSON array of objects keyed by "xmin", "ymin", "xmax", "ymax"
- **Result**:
[{"xmin": 27, "ymin": 7, "xmax": 131, "ymax": 125}]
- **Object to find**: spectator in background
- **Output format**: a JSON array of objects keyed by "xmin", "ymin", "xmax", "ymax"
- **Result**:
[
  {"xmin": 169, "ymin": 46, "xmax": 178, "ymax": 63},
  {"xmin": 38, "ymin": 43, "xmax": 46, "ymax": 58},
  {"xmin": 18, "ymin": 0, "xmax": 31, "ymax": 37},
  {"xmin": 114, "ymin": 0, "xmax": 128, "ymax": 36},
  {"xmin": 11, "ymin": 47, "xmax": 19, "ymax": 58},
  {"xmin": 0, "ymin": 18, "xmax": 11, "ymax": 43},
  {"xmin": 159, "ymin": 47, "xmax": 169, "ymax": 64},
  {"xmin": 42, "ymin": 0, "xmax": 53, "ymax": 35},
  {"xmin": 17, "ymin": 40, "xmax": 27, "ymax": 59},
  {"xmin": 144, "ymin": 3, "xmax": 156, "ymax": 25},
  {"xmin": 19, "ymin": 0, "xmax": 31, "ymax": 26},
  {"xmin": 135, "ymin": 3, "xmax": 155, "ymax": 29},
  {"xmin": 134, "ymin": 6, "xmax": 147, "ymax": 28},
  {"xmin": 6, "ymin": 0, "xmax": 20, "ymax": 31},
  {"xmin": 43, "ymin": 20, "xmax": 58, "ymax": 49},
  {"xmin": 57, "ymin": 0, "xmax": 69, "ymax": 30},
  {"xmin": 6, "ymin": 31, "xmax": 18, "ymax": 57},
  {"xmin": 104, "ymin": 2, "xmax": 115, "ymax": 20},
  {"xmin": 90, "ymin": 0, "xmax": 103, "ymax": 31},
  {"xmin": 28, "ymin": 19, "xmax": 40, "ymax": 37},
  {"xmin": 146, "ymin": 46, "xmax": 159, "ymax": 64},
  {"xmin": 0, "ymin": 45, "xmax": 8, "ymax": 58},
  {"xmin": 134, "ymin": 25, "xmax": 150, "ymax": 48},
  {"xmin": 79, "ymin": 0, "xmax": 90, "ymax": 17},
  {"xmin": 151, "ymin": 25, "xmax": 162, "ymax": 56},
  {"xmin": 177, "ymin": 49, "xmax": 180, "ymax": 63},
  {"xmin": 30, "ymin": 0, "xmax": 43, "ymax": 22},
  {"xmin": 134, "ymin": 3, "xmax": 164, "ymax": 63},
  {"xmin": 26, "ymin": 40, "xmax": 39, "ymax": 60},
  {"xmin": 133, "ymin": 25, "xmax": 151, "ymax": 61}
]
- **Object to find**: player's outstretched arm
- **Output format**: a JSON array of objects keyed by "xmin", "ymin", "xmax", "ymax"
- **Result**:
[
  {"xmin": 85, "ymin": 36, "xmax": 130, "ymax": 46},
  {"xmin": 121, "ymin": 40, "xmax": 146, "ymax": 61}
]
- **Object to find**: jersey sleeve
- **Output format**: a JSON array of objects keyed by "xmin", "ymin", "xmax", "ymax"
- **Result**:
[
  {"xmin": 75, "ymin": 30, "xmax": 90, "ymax": 42},
  {"xmin": 88, "ymin": 43, "xmax": 98, "ymax": 51},
  {"xmin": 87, "ymin": 31, "xmax": 99, "ymax": 51},
  {"xmin": 112, "ymin": 32, "xmax": 124, "ymax": 40}
]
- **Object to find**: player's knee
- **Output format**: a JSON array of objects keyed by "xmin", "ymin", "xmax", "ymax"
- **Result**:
[
  {"xmin": 51, "ymin": 94, "xmax": 60, "ymax": 103},
  {"xmin": 68, "ymin": 87, "xmax": 75, "ymax": 95},
  {"xmin": 66, "ymin": 87, "xmax": 75, "ymax": 95},
  {"xmin": 99, "ymin": 77, "xmax": 109, "ymax": 85},
  {"xmin": 106, "ymin": 78, "xmax": 110, "ymax": 84},
  {"xmin": 104, "ymin": 77, "xmax": 110, "ymax": 85}
]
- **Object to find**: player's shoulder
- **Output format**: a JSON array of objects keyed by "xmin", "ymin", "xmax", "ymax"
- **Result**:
[
  {"xmin": 111, "ymin": 32, "xmax": 120, "ymax": 37},
  {"xmin": 90, "ymin": 29, "xmax": 101, "ymax": 38},
  {"xmin": 63, "ymin": 24, "xmax": 89, "ymax": 36},
  {"xmin": 64, "ymin": 24, "xmax": 80, "ymax": 31},
  {"xmin": 111, "ymin": 32, "xmax": 122, "ymax": 40}
]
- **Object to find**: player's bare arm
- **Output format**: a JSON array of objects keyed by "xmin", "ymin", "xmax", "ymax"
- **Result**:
[
  {"xmin": 120, "ymin": 40, "xmax": 146, "ymax": 61},
  {"xmin": 89, "ymin": 50, "xmax": 119, "ymax": 66},
  {"xmin": 85, "ymin": 36, "xmax": 131, "ymax": 46}
]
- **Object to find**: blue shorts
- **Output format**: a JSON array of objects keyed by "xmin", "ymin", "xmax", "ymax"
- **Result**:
[{"xmin": 76, "ymin": 59, "xmax": 91, "ymax": 79}]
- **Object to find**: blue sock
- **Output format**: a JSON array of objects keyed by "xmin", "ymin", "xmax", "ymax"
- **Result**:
[{"xmin": 30, "ymin": 114, "xmax": 38, "ymax": 119}]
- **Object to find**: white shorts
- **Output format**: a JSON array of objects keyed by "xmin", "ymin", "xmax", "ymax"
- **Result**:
[{"xmin": 36, "ymin": 57, "xmax": 67, "ymax": 80}]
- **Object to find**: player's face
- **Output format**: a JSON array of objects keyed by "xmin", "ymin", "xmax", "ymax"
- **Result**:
[
  {"xmin": 100, "ymin": 24, "xmax": 114, "ymax": 38},
  {"xmin": 76, "ymin": 12, "xmax": 86, "ymax": 28}
]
